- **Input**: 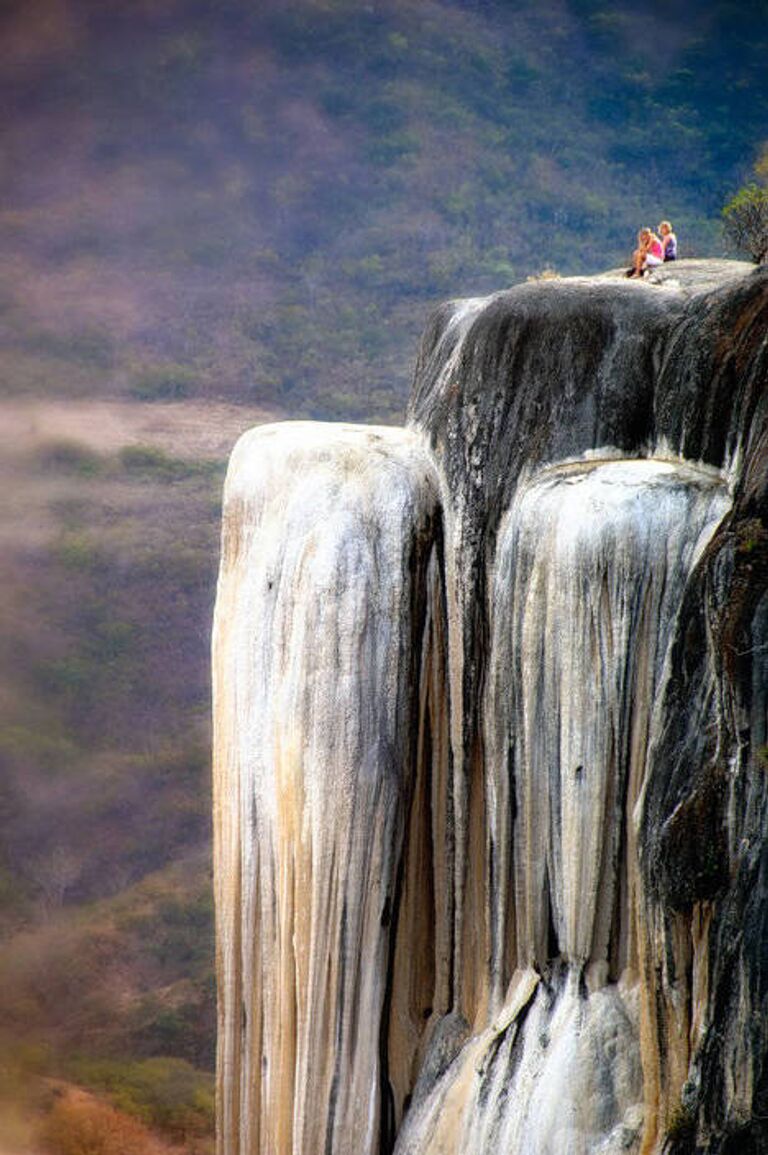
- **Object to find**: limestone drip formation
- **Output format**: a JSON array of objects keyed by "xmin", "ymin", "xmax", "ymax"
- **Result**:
[{"xmin": 212, "ymin": 261, "xmax": 768, "ymax": 1154}]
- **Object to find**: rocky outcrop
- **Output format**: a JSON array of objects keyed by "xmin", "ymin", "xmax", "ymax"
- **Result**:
[{"xmin": 213, "ymin": 261, "xmax": 768, "ymax": 1154}]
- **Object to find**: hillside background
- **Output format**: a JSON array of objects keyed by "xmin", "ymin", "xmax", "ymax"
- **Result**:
[{"xmin": 1, "ymin": 0, "xmax": 767, "ymax": 1150}]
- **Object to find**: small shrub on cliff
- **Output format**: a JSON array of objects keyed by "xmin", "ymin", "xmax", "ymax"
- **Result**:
[
  {"xmin": 722, "ymin": 184, "xmax": 768, "ymax": 263},
  {"xmin": 722, "ymin": 148, "xmax": 768, "ymax": 264}
]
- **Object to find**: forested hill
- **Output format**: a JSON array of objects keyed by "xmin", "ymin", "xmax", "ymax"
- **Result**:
[{"xmin": 2, "ymin": 0, "xmax": 768, "ymax": 421}]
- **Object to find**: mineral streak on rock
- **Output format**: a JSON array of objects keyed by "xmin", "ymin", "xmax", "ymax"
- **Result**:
[
  {"xmin": 487, "ymin": 459, "xmax": 729, "ymax": 982},
  {"xmin": 213, "ymin": 263, "xmax": 768, "ymax": 1155},
  {"xmin": 213, "ymin": 422, "xmax": 444, "ymax": 1155}
]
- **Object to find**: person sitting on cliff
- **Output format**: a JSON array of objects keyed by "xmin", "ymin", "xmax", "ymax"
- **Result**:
[
  {"xmin": 627, "ymin": 227, "xmax": 664, "ymax": 277},
  {"xmin": 659, "ymin": 220, "xmax": 678, "ymax": 261}
]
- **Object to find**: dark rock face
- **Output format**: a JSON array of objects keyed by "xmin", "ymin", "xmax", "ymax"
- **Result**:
[
  {"xmin": 405, "ymin": 261, "xmax": 768, "ymax": 1153},
  {"xmin": 214, "ymin": 261, "xmax": 768, "ymax": 1155},
  {"xmin": 637, "ymin": 271, "xmax": 768, "ymax": 1152}
]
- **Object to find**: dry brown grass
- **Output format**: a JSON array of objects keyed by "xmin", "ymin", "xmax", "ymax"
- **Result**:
[
  {"xmin": 36, "ymin": 1080, "xmax": 212, "ymax": 1155},
  {"xmin": 40, "ymin": 1091, "xmax": 163, "ymax": 1155}
]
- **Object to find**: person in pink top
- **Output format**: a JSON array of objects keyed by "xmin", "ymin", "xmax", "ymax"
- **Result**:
[{"xmin": 627, "ymin": 227, "xmax": 664, "ymax": 277}]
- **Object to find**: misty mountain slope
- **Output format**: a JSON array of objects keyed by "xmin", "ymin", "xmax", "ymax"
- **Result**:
[{"xmin": 1, "ymin": 0, "xmax": 767, "ymax": 420}]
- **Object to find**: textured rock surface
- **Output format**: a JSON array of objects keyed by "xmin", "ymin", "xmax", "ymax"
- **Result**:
[
  {"xmin": 394, "ymin": 458, "xmax": 729, "ymax": 1155},
  {"xmin": 213, "ymin": 262, "xmax": 768, "ymax": 1155},
  {"xmin": 213, "ymin": 423, "xmax": 442, "ymax": 1155}
]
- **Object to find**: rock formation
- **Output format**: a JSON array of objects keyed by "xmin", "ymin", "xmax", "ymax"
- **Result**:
[{"xmin": 213, "ymin": 260, "xmax": 768, "ymax": 1154}]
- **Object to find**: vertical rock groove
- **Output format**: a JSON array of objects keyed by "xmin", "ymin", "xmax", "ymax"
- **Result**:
[{"xmin": 396, "ymin": 458, "xmax": 728, "ymax": 1155}]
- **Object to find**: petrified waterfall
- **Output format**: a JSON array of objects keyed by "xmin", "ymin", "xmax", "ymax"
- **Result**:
[{"xmin": 213, "ymin": 261, "xmax": 768, "ymax": 1154}]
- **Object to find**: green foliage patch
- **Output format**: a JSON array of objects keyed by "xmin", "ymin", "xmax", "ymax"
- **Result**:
[
  {"xmin": 37, "ymin": 440, "xmax": 106, "ymax": 478},
  {"xmin": 0, "ymin": 726, "xmax": 79, "ymax": 774},
  {"xmin": 52, "ymin": 530, "xmax": 107, "ymax": 572},
  {"xmin": 25, "ymin": 328, "xmax": 115, "ymax": 370},
  {"xmin": 722, "ymin": 181, "xmax": 768, "ymax": 264},
  {"xmin": 129, "ymin": 364, "xmax": 202, "ymax": 401},
  {"xmin": 118, "ymin": 444, "xmax": 224, "ymax": 483},
  {"xmin": 0, "ymin": 857, "xmax": 215, "ymax": 1069},
  {"xmin": 64, "ymin": 1055, "xmax": 214, "ymax": 1139}
]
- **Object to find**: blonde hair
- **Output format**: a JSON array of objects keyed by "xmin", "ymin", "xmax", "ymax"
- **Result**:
[{"xmin": 659, "ymin": 220, "xmax": 672, "ymax": 232}]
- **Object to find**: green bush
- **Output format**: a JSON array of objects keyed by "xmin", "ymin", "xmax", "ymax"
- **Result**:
[
  {"xmin": 723, "ymin": 149, "xmax": 768, "ymax": 265},
  {"xmin": 37, "ymin": 441, "xmax": 105, "ymax": 477},
  {"xmin": 53, "ymin": 532, "xmax": 105, "ymax": 572},
  {"xmin": 128, "ymin": 995, "xmax": 215, "ymax": 1068},
  {"xmin": 118, "ymin": 444, "xmax": 223, "ymax": 483},
  {"xmin": 128, "ymin": 364, "xmax": 200, "ymax": 401},
  {"xmin": 28, "ymin": 327, "xmax": 115, "ymax": 369},
  {"xmin": 722, "ymin": 182, "xmax": 768, "ymax": 264},
  {"xmin": 35, "ymin": 656, "xmax": 98, "ymax": 700},
  {"xmin": 0, "ymin": 1040, "xmax": 53, "ymax": 1080},
  {"xmin": 0, "ymin": 726, "xmax": 79, "ymax": 773},
  {"xmin": 66, "ymin": 1056, "xmax": 214, "ymax": 1139},
  {"xmin": 124, "ymin": 891, "xmax": 213, "ymax": 974},
  {"xmin": 88, "ymin": 621, "xmax": 140, "ymax": 664}
]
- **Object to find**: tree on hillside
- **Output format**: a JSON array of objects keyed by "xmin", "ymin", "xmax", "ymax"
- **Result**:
[{"xmin": 722, "ymin": 147, "xmax": 768, "ymax": 264}]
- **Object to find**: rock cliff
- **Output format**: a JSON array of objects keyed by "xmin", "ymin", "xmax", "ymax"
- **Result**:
[{"xmin": 213, "ymin": 260, "xmax": 768, "ymax": 1154}]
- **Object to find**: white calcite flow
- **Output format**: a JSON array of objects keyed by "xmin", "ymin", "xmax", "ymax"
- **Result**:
[
  {"xmin": 395, "ymin": 457, "xmax": 729, "ymax": 1155},
  {"xmin": 213, "ymin": 422, "xmax": 442, "ymax": 1155},
  {"xmin": 214, "ymin": 427, "xmax": 731, "ymax": 1155},
  {"xmin": 487, "ymin": 458, "xmax": 730, "ymax": 986}
]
